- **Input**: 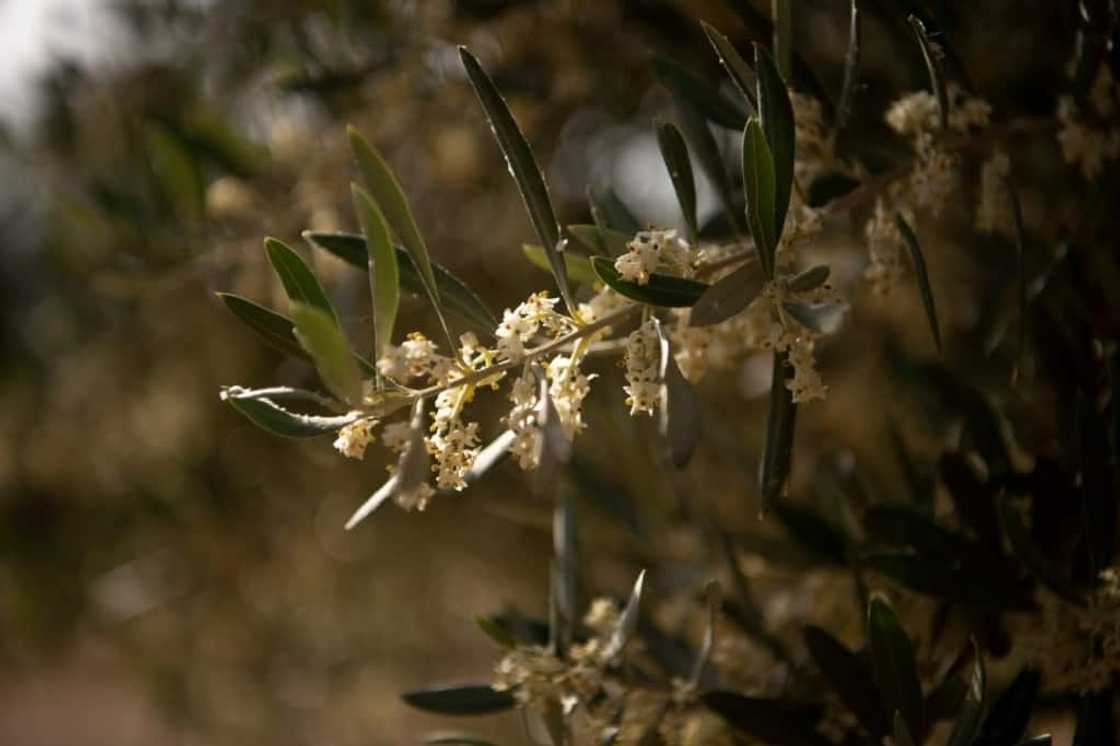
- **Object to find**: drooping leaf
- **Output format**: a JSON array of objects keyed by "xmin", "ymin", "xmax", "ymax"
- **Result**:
[
  {"xmin": 603, "ymin": 570, "xmax": 646, "ymax": 660},
  {"xmin": 689, "ymin": 261, "xmax": 766, "ymax": 326},
  {"xmin": 976, "ymin": 668, "xmax": 1040, "ymax": 746},
  {"xmin": 868, "ymin": 595, "xmax": 924, "ymax": 738},
  {"xmin": 895, "ymin": 214, "xmax": 942, "ymax": 353},
  {"xmin": 907, "ymin": 15, "xmax": 949, "ymax": 130},
  {"xmin": 787, "ymin": 264, "xmax": 830, "ymax": 292},
  {"xmin": 346, "ymin": 126, "xmax": 443, "ymax": 316},
  {"xmin": 522, "ymin": 243, "xmax": 598, "ymax": 286},
  {"xmin": 742, "ymin": 118, "xmax": 777, "ymax": 279},
  {"xmin": 654, "ymin": 318, "xmax": 701, "ymax": 467},
  {"xmin": 590, "ymin": 256, "xmax": 708, "ymax": 307},
  {"xmin": 550, "ymin": 493, "xmax": 579, "ymax": 655},
  {"xmin": 700, "ymin": 21, "xmax": 758, "ymax": 110},
  {"xmin": 833, "ymin": 0, "xmax": 862, "ymax": 139},
  {"xmin": 400, "ymin": 684, "xmax": 516, "ymax": 716},
  {"xmin": 947, "ymin": 640, "xmax": 986, "ymax": 746},
  {"xmin": 263, "ymin": 237, "xmax": 337, "ymax": 322},
  {"xmin": 759, "ymin": 351, "xmax": 797, "ymax": 513},
  {"xmin": 220, "ymin": 388, "xmax": 357, "ymax": 438},
  {"xmin": 302, "ymin": 231, "xmax": 497, "ymax": 332},
  {"xmin": 567, "ymin": 223, "xmax": 631, "ymax": 257},
  {"xmin": 753, "ymin": 44, "xmax": 795, "ymax": 243},
  {"xmin": 217, "ymin": 292, "xmax": 309, "ymax": 361},
  {"xmin": 1005, "ymin": 171, "xmax": 1028, "ymax": 383},
  {"xmin": 782, "ymin": 302, "xmax": 844, "ymax": 334},
  {"xmin": 459, "ymin": 47, "xmax": 573, "ymax": 313},
  {"xmin": 689, "ymin": 581, "xmax": 721, "ymax": 688},
  {"xmin": 352, "ymin": 184, "xmax": 399, "ymax": 368},
  {"xmin": 702, "ymin": 691, "xmax": 832, "ymax": 746},
  {"xmin": 291, "ymin": 302, "xmax": 364, "ymax": 407},
  {"xmin": 804, "ymin": 625, "xmax": 889, "ymax": 739},
  {"xmin": 652, "ymin": 56, "xmax": 748, "ymax": 131},
  {"xmin": 655, "ymin": 120, "xmax": 699, "ymax": 238}
]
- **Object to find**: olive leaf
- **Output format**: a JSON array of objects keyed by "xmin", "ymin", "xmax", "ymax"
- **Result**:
[
  {"xmin": 759, "ymin": 351, "xmax": 797, "ymax": 514},
  {"xmin": 700, "ymin": 21, "xmax": 758, "ymax": 110},
  {"xmin": 217, "ymin": 292, "xmax": 310, "ymax": 362},
  {"xmin": 652, "ymin": 56, "xmax": 748, "ymax": 131},
  {"xmin": 655, "ymin": 120, "xmax": 698, "ymax": 238},
  {"xmin": 702, "ymin": 691, "xmax": 833, "ymax": 746},
  {"xmin": 782, "ymin": 301, "xmax": 844, "ymax": 334},
  {"xmin": 654, "ymin": 317, "xmax": 701, "ymax": 468},
  {"xmin": 590, "ymin": 256, "xmax": 709, "ymax": 307},
  {"xmin": 587, "ymin": 184, "xmax": 641, "ymax": 235},
  {"xmin": 302, "ymin": 230, "xmax": 497, "ymax": 333},
  {"xmin": 291, "ymin": 302, "xmax": 364, "ymax": 407},
  {"xmin": 976, "ymin": 668, "xmax": 1040, "ymax": 746},
  {"xmin": 689, "ymin": 261, "xmax": 766, "ymax": 327},
  {"xmin": 742, "ymin": 118, "xmax": 778, "ymax": 279},
  {"xmin": 522, "ymin": 243, "xmax": 598, "ymax": 286},
  {"xmin": 894, "ymin": 711, "xmax": 917, "ymax": 746},
  {"xmin": 753, "ymin": 44, "xmax": 795, "ymax": 243},
  {"xmin": 787, "ymin": 264, "xmax": 830, "ymax": 292},
  {"xmin": 895, "ymin": 214, "xmax": 942, "ymax": 353},
  {"xmin": 602, "ymin": 569, "xmax": 646, "ymax": 660},
  {"xmin": 345, "ymin": 399, "xmax": 429, "ymax": 530},
  {"xmin": 804, "ymin": 625, "xmax": 889, "ymax": 739},
  {"xmin": 220, "ymin": 387, "xmax": 358, "ymax": 438},
  {"xmin": 868, "ymin": 594, "xmax": 924, "ymax": 738},
  {"xmin": 833, "ymin": 0, "xmax": 862, "ymax": 139},
  {"xmin": 908, "ymin": 15, "xmax": 949, "ymax": 130},
  {"xmin": 263, "ymin": 237, "xmax": 337, "ymax": 322},
  {"xmin": 688, "ymin": 580, "xmax": 720, "ymax": 688},
  {"xmin": 459, "ymin": 46, "xmax": 573, "ymax": 314},
  {"xmin": 947, "ymin": 639, "xmax": 985, "ymax": 746},
  {"xmin": 463, "ymin": 430, "xmax": 516, "ymax": 485},
  {"xmin": 352, "ymin": 184, "xmax": 399, "ymax": 369},
  {"xmin": 998, "ymin": 497, "xmax": 1087, "ymax": 606},
  {"xmin": 423, "ymin": 733, "xmax": 498, "ymax": 746},
  {"xmin": 671, "ymin": 82, "xmax": 743, "ymax": 234},
  {"xmin": 400, "ymin": 684, "xmax": 516, "ymax": 716},
  {"xmin": 567, "ymin": 223, "xmax": 631, "ymax": 257}
]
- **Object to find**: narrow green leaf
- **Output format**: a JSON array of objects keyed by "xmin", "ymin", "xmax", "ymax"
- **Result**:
[
  {"xmin": 220, "ymin": 388, "xmax": 357, "ymax": 438},
  {"xmin": 833, "ymin": 0, "xmax": 862, "ymax": 139},
  {"xmin": 787, "ymin": 264, "xmax": 830, "ymax": 292},
  {"xmin": 977, "ymin": 668, "xmax": 1041, "ymax": 746},
  {"xmin": 908, "ymin": 15, "xmax": 949, "ymax": 130},
  {"xmin": 291, "ymin": 302, "xmax": 364, "ymax": 407},
  {"xmin": 590, "ymin": 256, "xmax": 708, "ymax": 307},
  {"xmin": 700, "ymin": 21, "xmax": 758, "ymax": 110},
  {"xmin": 475, "ymin": 615, "xmax": 516, "ymax": 649},
  {"xmin": 998, "ymin": 498, "xmax": 1087, "ymax": 606},
  {"xmin": 459, "ymin": 47, "xmax": 573, "ymax": 313},
  {"xmin": 673, "ymin": 86, "xmax": 743, "ymax": 234},
  {"xmin": 742, "ymin": 118, "xmax": 777, "ymax": 279},
  {"xmin": 868, "ymin": 594, "xmax": 924, "ymax": 738},
  {"xmin": 782, "ymin": 301, "xmax": 844, "ymax": 333},
  {"xmin": 603, "ymin": 569, "xmax": 646, "ymax": 660},
  {"xmin": 346, "ymin": 126, "xmax": 441, "ymax": 309},
  {"xmin": 522, "ymin": 243, "xmax": 598, "ymax": 286},
  {"xmin": 655, "ymin": 121, "xmax": 698, "ymax": 238},
  {"xmin": 352, "ymin": 184, "xmax": 399, "ymax": 368},
  {"xmin": 1005, "ymin": 171, "xmax": 1028, "ymax": 384},
  {"xmin": 804, "ymin": 625, "xmax": 889, "ymax": 739},
  {"xmin": 759, "ymin": 351, "xmax": 797, "ymax": 513},
  {"xmin": 947, "ymin": 640, "xmax": 985, "ymax": 746},
  {"xmin": 587, "ymin": 184, "xmax": 641, "ymax": 234},
  {"xmin": 401, "ymin": 684, "xmax": 516, "ymax": 716},
  {"xmin": 652, "ymin": 56, "xmax": 748, "ymax": 131},
  {"xmin": 302, "ymin": 231, "xmax": 497, "ymax": 332},
  {"xmin": 862, "ymin": 553, "xmax": 1033, "ymax": 609},
  {"xmin": 263, "ymin": 237, "xmax": 337, "ymax": 322},
  {"xmin": 753, "ymin": 44, "xmax": 796, "ymax": 241},
  {"xmin": 702, "ymin": 691, "xmax": 832, "ymax": 746},
  {"xmin": 894, "ymin": 214, "xmax": 942, "ymax": 352},
  {"xmin": 217, "ymin": 292, "xmax": 309, "ymax": 361},
  {"xmin": 689, "ymin": 581, "xmax": 720, "ymax": 688},
  {"xmin": 690, "ymin": 262, "xmax": 766, "ymax": 326},
  {"xmin": 654, "ymin": 318, "xmax": 701, "ymax": 468},
  {"xmin": 567, "ymin": 223, "xmax": 631, "ymax": 257}
]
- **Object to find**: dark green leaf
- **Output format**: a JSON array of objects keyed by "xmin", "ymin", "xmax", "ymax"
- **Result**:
[
  {"xmin": 655, "ymin": 318, "xmax": 701, "ymax": 468},
  {"xmin": 346, "ymin": 126, "xmax": 442, "ymax": 314},
  {"xmin": 1021, "ymin": 737, "xmax": 1053, "ymax": 746},
  {"xmin": 220, "ymin": 388, "xmax": 356, "ymax": 438},
  {"xmin": 787, "ymin": 265, "xmax": 830, "ymax": 292},
  {"xmin": 947, "ymin": 640, "xmax": 985, "ymax": 746},
  {"xmin": 759, "ymin": 351, "xmax": 797, "ymax": 513},
  {"xmin": 401, "ymin": 684, "xmax": 516, "ymax": 716},
  {"xmin": 352, "ymin": 184, "xmax": 399, "ymax": 367},
  {"xmin": 742, "ymin": 118, "xmax": 777, "ymax": 279},
  {"xmin": 868, "ymin": 595, "xmax": 924, "ymax": 738},
  {"xmin": 655, "ymin": 121, "xmax": 698, "ymax": 238},
  {"xmin": 804, "ymin": 625, "xmax": 889, "ymax": 738},
  {"xmin": 590, "ymin": 256, "xmax": 708, "ymax": 307},
  {"xmin": 303, "ymin": 231, "xmax": 497, "ymax": 332},
  {"xmin": 702, "ymin": 691, "xmax": 832, "ymax": 746},
  {"xmin": 862, "ymin": 553, "xmax": 1033, "ymax": 609},
  {"xmin": 522, "ymin": 243, "xmax": 598, "ymax": 286},
  {"xmin": 587, "ymin": 184, "xmax": 641, "ymax": 235},
  {"xmin": 976, "ymin": 669, "xmax": 1040, "ymax": 746},
  {"xmin": 894, "ymin": 711, "xmax": 917, "ymax": 746},
  {"xmin": 689, "ymin": 261, "xmax": 766, "ymax": 326},
  {"xmin": 217, "ymin": 292, "xmax": 308, "ymax": 362},
  {"xmin": 754, "ymin": 44, "xmax": 795, "ymax": 243},
  {"xmin": 1005, "ymin": 171, "xmax": 1028, "ymax": 383},
  {"xmin": 907, "ymin": 15, "xmax": 949, "ymax": 130},
  {"xmin": 459, "ymin": 47, "xmax": 573, "ymax": 313},
  {"xmin": 773, "ymin": 500, "xmax": 846, "ymax": 564},
  {"xmin": 672, "ymin": 85, "xmax": 742, "ymax": 234},
  {"xmin": 782, "ymin": 302, "xmax": 844, "ymax": 333},
  {"xmin": 291, "ymin": 302, "xmax": 364, "ymax": 407},
  {"xmin": 474, "ymin": 615, "xmax": 516, "ymax": 649},
  {"xmin": 263, "ymin": 237, "xmax": 337, "ymax": 322},
  {"xmin": 894, "ymin": 214, "xmax": 942, "ymax": 353},
  {"xmin": 700, "ymin": 21, "xmax": 758, "ymax": 110},
  {"xmin": 833, "ymin": 0, "xmax": 862, "ymax": 138},
  {"xmin": 652, "ymin": 56, "xmax": 748, "ymax": 131},
  {"xmin": 998, "ymin": 498, "xmax": 1087, "ymax": 606},
  {"xmin": 567, "ymin": 223, "xmax": 631, "ymax": 257}
]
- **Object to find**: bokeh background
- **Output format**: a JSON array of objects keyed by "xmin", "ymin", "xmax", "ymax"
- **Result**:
[{"xmin": 0, "ymin": 1, "xmax": 1109, "ymax": 744}]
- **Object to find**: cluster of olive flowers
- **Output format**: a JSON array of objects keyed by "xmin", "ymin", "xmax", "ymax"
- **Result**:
[{"xmin": 1057, "ymin": 61, "xmax": 1120, "ymax": 181}]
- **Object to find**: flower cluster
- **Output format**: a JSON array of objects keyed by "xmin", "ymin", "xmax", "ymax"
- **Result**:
[
  {"xmin": 1057, "ymin": 63, "xmax": 1120, "ymax": 181},
  {"xmin": 975, "ymin": 148, "xmax": 1013, "ymax": 236},
  {"xmin": 615, "ymin": 229, "xmax": 693, "ymax": 285},
  {"xmin": 623, "ymin": 320, "xmax": 662, "ymax": 415}
]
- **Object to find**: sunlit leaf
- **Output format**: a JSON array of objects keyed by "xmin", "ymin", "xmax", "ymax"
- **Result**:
[
  {"xmin": 895, "ymin": 214, "xmax": 942, "ymax": 352},
  {"xmin": 220, "ymin": 387, "xmax": 357, "ymax": 438},
  {"xmin": 652, "ymin": 56, "xmax": 748, "ymax": 130},
  {"xmin": 689, "ymin": 261, "xmax": 766, "ymax": 327},
  {"xmin": 590, "ymin": 256, "xmax": 708, "ymax": 307},
  {"xmin": 217, "ymin": 292, "xmax": 309, "ymax": 362},
  {"xmin": 291, "ymin": 302, "xmax": 364, "ymax": 407},
  {"xmin": 401, "ymin": 684, "xmax": 516, "ymax": 716},
  {"xmin": 655, "ymin": 120, "xmax": 698, "ymax": 238},
  {"xmin": 264, "ymin": 237, "xmax": 337, "ymax": 322},
  {"xmin": 459, "ymin": 47, "xmax": 573, "ymax": 313},
  {"xmin": 352, "ymin": 184, "xmax": 399, "ymax": 368},
  {"xmin": 742, "ymin": 118, "xmax": 777, "ymax": 279},
  {"xmin": 868, "ymin": 594, "xmax": 923, "ymax": 738},
  {"xmin": 522, "ymin": 243, "xmax": 598, "ymax": 286},
  {"xmin": 302, "ymin": 231, "xmax": 497, "ymax": 332}
]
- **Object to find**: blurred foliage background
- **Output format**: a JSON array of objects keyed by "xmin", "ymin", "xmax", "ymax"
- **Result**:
[{"xmin": 0, "ymin": 1, "xmax": 1114, "ymax": 744}]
